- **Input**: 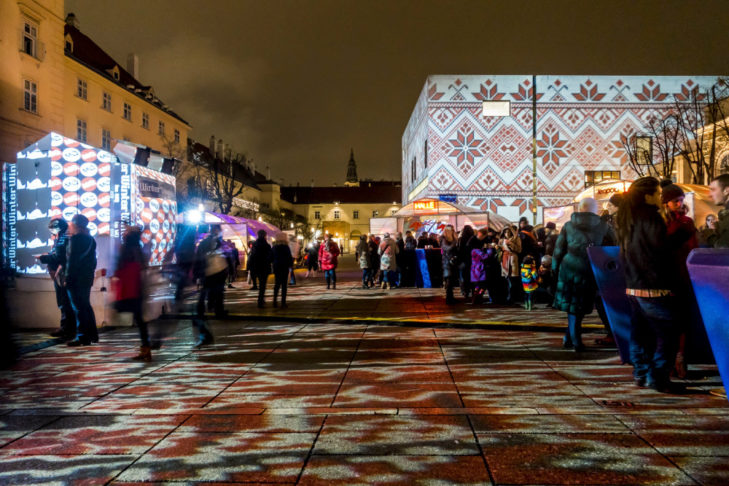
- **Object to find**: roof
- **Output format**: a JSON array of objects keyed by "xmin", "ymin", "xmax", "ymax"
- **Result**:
[
  {"xmin": 280, "ymin": 181, "xmax": 402, "ymax": 204},
  {"xmin": 64, "ymin": 24, "xmax": 190, "ymax": 126},
  {"xmin": 188, "ymin": 140, "xmax": 260, "ymax": 190}
]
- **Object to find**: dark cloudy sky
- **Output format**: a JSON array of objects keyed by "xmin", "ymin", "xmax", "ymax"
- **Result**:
[{"xmin": 66, "ymin": 0, "xmax": 728, "ymax": 186}]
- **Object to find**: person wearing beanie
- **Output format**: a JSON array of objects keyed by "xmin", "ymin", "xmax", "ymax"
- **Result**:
[
  {"xmin": 65, "ymin": 213, "xmax": 98, "ymax": 346},
  {"xmin": 660, "ymin": 180, "xmax": 698, "ymax": 379},
  {"xmin": 38, "ymin": 218, "xmax": 75, "ymax": 340}
]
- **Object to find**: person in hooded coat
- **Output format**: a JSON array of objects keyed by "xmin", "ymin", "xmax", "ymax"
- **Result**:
[{"xmin": 552, "ymin": 198, "xmax": 615, "ymax": 352}]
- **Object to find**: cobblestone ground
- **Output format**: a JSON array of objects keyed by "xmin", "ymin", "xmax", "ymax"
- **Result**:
[{"xmin": 2, "ymin": 260, "xmax": 728, "ymax": 485}]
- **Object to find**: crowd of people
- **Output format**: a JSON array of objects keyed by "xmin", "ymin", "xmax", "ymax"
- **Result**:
[{"xmin": 35, "ymin": 173, "xmax": 729, "ymax": 386}]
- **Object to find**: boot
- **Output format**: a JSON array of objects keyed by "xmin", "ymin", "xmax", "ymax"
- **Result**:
[
  {"xmin": 326, "ymin": 276, "xmax": 331, "ymax": 289},
  {"xmin": 133, "ymin": 345, "xmax": 152, "ymax": 362}
]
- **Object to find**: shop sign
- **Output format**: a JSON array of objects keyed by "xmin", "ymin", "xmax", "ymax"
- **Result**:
[{"xmin": 414, "ymin": 200, "xmax": 436, "ymax": 211}]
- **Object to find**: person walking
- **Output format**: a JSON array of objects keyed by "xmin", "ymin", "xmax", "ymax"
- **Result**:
[
  {"xmin": 552, "ymin": 198, "xmax": 615, "ymax": 352},
  {"xmin": 319, "ymin": 234, "xmax": 340, "ymax": 289},
  {"xmin": 113, "ymin": 226, "xmax": 151, "ymax": 361},
  {"xmin": 617, "ymin": 177, "xmax": 684, "ymax": 393},
  {"xmin": 457, "ymin": 225, "xmax": 475, "ymax": 299},
  {"xmin": 500, "ymin": 226, "xmax": 522, "ymax": 304},
  {"xmin": 521, "ymin": 255, "xmax": 538, "ymax": 311},
  {"xmin": 379, "ymin": 233, "xmax": 399, "ymax": 289},
  {"xmin": 226, "ymin": 240, "xmax": 240, "ymax": 289},
  {"xmin": 439, "ymin": 225, "xmax": 459, "ymax": 305},
  {"xmin": 367, "ymin": 234, "xmax": 380, "ymax": 287},
  {"xmin": 356, "ymin": 235, "xmax": 371, "ymax": 289},
  {"xmin": 272, "ymin": 232, "xmax": 293, "ymax": 308},
  {"xmin": 65, "ymin": 214, "xmax": 98, "ymax": 347},
  {"xmin": 38, "ymin": 218, "xmax": 75, "ymax": 340},
  {"xmin": 196, "ymin": 225, "xmax": 228, "ymax": 318},
  {"xmin": 173, "ymin": 226, "xmax": 197, "ymax": 305},
  {"xmin": 708, "ymin": 173, "xmax": 729, "ymax": 248},
  {"xmin": 305, "ymin": 240, "xmax": 320, "ymax": 278},
  {"xmin": 248, "ymin": 229, "xmax": 273, "ymax": 308}
]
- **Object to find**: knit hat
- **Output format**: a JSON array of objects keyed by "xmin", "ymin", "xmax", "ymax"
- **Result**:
[
  {"xmin": 661, "ymin": 183, "xmax": 684, "ymax": 204},
  {"xmin": 608, "ymin": 193, "xmax": 624, "ymax": 208}
]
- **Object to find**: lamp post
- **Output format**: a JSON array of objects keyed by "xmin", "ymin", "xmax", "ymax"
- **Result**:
[{"xmin": 532, "ymin": 74, "xmax": 538, "ymax": 226}]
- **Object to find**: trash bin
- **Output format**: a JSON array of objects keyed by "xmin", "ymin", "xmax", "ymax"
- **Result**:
[{"xmin": 687, "ymin": 248, "xmax": 729, "ymax": 401}]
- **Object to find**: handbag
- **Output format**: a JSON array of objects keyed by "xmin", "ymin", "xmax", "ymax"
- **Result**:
[{"xmin": 205, "ymin": 249, "xmax": 229, "ymax": 276}]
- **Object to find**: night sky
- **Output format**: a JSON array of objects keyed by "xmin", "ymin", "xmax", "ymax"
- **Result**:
[{"xmin": 66, "ymin": 0, "xmax": 729, "ymax": 186}]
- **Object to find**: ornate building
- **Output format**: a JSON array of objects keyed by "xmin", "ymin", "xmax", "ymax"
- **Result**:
[{"xmin": 402, "ymin": 75, "xmax": 717, "ymax": 223}]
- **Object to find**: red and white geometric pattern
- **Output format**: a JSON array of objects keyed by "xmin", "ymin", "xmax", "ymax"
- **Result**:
[{"xmin": 402, "ymin": 75, "xmax": 717, "ymax": 222}]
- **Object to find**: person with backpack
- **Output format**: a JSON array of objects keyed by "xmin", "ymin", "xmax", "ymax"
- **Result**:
[
  {"xmin": 38, "ymin": 218, "xmax": 75, "ymax": 340},
  {"xmin": 248, "ymin": 229, "xmax": 273, "ymax": 308},
  {"xmin": 65, "ymin": 214, "xmax": 98, "ymax": 347},
  {"xmin": 113, "ymin": 226, "xmax": 150, "ymax": 361}
]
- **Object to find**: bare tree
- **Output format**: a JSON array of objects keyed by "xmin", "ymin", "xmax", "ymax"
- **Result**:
[
  {"xmin": 159, "ymin": 134, "xmax": 187, "ymax": 179},
  {"xmin": 188, "ymin": 143, "xmax": 252, "ymax": 214}
]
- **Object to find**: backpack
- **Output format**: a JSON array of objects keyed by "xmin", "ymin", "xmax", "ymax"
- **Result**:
[{"xmin": 205, "ymin": 249, "xmax": 228, "ymax": 276}]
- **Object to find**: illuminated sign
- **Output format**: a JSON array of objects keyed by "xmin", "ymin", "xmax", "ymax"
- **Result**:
[
  {"xmin": 413, "ymin": 200, "xmax": 436, "ymax": 211},
  {"xmin": 131, "ymin": 165, "xmax": 176, "ymax": 266}
]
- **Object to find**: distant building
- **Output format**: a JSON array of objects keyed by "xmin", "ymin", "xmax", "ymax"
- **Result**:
[
  {"xmin": 280, "ymin": 151, "xmax": 401, "ymax": 251},
  {"xmin": 403, "ymin": 75, "xmax": 717, "ymax": 223},
  {"xmin": 0, "ymin": 2, "xmax": 190, "ymax": 166}
]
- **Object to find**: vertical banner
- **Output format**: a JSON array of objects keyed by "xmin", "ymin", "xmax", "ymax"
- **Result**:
[{"xmin": 130, "ymin": 165, "xmax": 176, "ymax": 266}]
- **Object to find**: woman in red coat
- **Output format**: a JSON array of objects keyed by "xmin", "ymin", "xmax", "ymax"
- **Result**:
[
  {"xmin": 318, "ymin": 234, "xmax": 340, "ymax": 290},
  {"xmin": 113, "ymin": 226, "xmax": 150, "ymax": 361},
  {"xmin": 661, "ymin": 182, "xmax": 698, "ymax": 378}
]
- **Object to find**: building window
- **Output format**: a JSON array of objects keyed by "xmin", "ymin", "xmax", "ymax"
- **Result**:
[
  {"xmin": 102, "ymin": 92, "xmax": 112, "ymax": 111},
  {"xmin": 22, "ymin": 20, "xmax": 38, "ymax": 57},
  {"xmin": 158, "ymin": 121, "xmax": 165, "ymax": 136},
  {"xmin": 314, "ymin": 211, "xmax": 321, "ymax": 220},
  {"xmin": 142, "ymin": 112, "xmax": 149, "ymax": 129},
  {"xmin": 101, "ymin": 129, "xmax": 112, "ymax": 150},
  {"xmin": 23, "ymin": 80, "xmax": 37, "ymax": 113},
  {"xmin": 390, "ymin": 209, "xmax": 397, "ymax": 216},
  {"xmin": 372, "ymin": 210, "xmax": 379, "ymax": 218},
  {"xmin": 123, "ymin": 102, "xmax": 132, "ymax": 121},
  {"xmin": 411, "ymin": 157, "xmax": 417, "ymax": 183},
  {"xmin": 77, "ymin": 79, "xmax": 87, "ymax": 100},
  {"xmin": 334, "ymin": 210, "xmax": 340, "ymax": 220},
  {"xmin": 174, "ymin": 129, "xmax": 180, "ymax": 144},
  {"xmin": 77, "ymin": 119, "xmax": 87, "ymax": 142},
  {"xmin": 584, "ymin": 170, "xmax": 621, "ymax": 188},
  {"xmin": 353, "ymin": 210, "xmax": 359, "ymax": 219}
]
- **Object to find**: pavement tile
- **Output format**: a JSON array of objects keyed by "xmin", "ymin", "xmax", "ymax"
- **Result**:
[
  {"xmin": 342, "ymin": 365, "xmax": 454, "ymax": 384},
  {"xmin": 0, "ymin": 415, "xmax": 59, "ymax": 447},
  {"xmin": 461, "ymin": 393, "xmax": 602, "ymax": 410},
  {"xmin": 0, "ymin": 414, "xmax": 187, "ymax": 456},
  {"xmin": 314, "ymin": 415, "xmax": 478, "ymax": 456},
  {"xmin": 478, "ymin": 433, "xmax": 696, "ymax": 485},
  {"xmin": 469, "ymin": 413, "xmax": 630, "ymax": 434},
  {"xmin": 333, "ymin": 383, "xmax": 462, "ymax": 408},
  {"xmin": 181, "ymin": 414, "xmax": 324, "ymax": 433},
  {"xmin": 206, "ymin": 393, "xmax": 335, "ymax": 409},
  {"xmin": 670, "ymin": 456, "xmax": 729, "ymax": 486},
  {"xmin": 638, "ymin": 432, "xmax": 729, "ymax": 456},
  {"xmin": 615, "ymin": 413, "xmax": 729, "ymax": 432},
  {"xmin": 116, "ymin": 431, "xmax": 314, "ymax": 482},
  {"xmin": 0, "ymin": 453, "xmax": 136, "ymax": 484},
  {"xmin": 299, "ymin": 455, "xmax": 492, "ymax": 485}
]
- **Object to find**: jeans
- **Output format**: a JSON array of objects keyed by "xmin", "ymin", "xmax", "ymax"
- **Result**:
[
  {"xmin": 362, "ymin": 268, "xmax": 371, "ymax": 285},
  {"xmin": 54, "ymin": 280, "xmax": 75, "ymax": 336},
  {"xmin": 566, "ymin": 313, "xmax": 584, "ymax": 348},
  {"xmin": 66, "ymin": 285, "xmax": 97, "ymax": 343},
  {"xmin": 628, "ymin": 296, "xmax": 678, "ymax": 385},
  {"xmin": 325, "ymin": 269, "xmax": 336, "ymax": 287},
  {"xmin": 257, "ymin": 272, "xmax": 270, "ymax": 306},
  {"xmin": 274, "ymin": 270, "xmax": 288, "ymax": 304}
]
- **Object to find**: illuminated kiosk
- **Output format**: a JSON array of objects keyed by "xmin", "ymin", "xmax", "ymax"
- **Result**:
[
  {"xmin": 2, "ymin": 133, "xmax": 177, "ymax": 329},
  {"xmin": 543, "ymin": 179, "xmax": 714, "ymax": 229},
  {"xmin": 371, "ymin": 198, "xmax": 511, "ymax": 236}
]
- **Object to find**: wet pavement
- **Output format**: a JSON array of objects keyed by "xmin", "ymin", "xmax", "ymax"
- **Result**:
[{"xmin": 2, "ymin": 259, "xmax": 728, "ymax": 485}]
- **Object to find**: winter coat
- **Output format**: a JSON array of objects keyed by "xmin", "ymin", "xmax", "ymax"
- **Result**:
[
  {"xmin": 272, "ymin": 241, "xmax": 293, "ymax": 274},
  {"xmin": 114, "ymin": 243, "xmax": 146, "ymax": 302},
  {"xmin": 248, "ymin": 237, "xmax": 273, "ymax": 276},
  {"xmin": 500, "ymin": 235, "xmax": 521, "ymax": 278},
  {"xmin": 405, "ymin": 236, "xmax": 417, "ymax": 250},
  {"xmin": 65, "ymin": 232, "xmax": 97, "ymax": 288},
  {"xmin": 319, "ymin": 240, "xmax": 340, "ymax": 271},
  {"xmin": 356, "ymin": 240, "xmax": 370, "ymax": 269},
  {"xmin": 521, "ymin": 263, "xmax": 538, "ymax": 293},
  {"xmin": 39, "ymin": 229, "xmax": 69, "ymax": 274},
  {"xmin": 518, "ymin": 227, "xmax": 539, "ymax": 260},
  {"xmin": 378, "ymin": 237, "xmax": 398, "ymax": 271},
  {"xmin": 471, "ymin": 247, "xmax": 495, "ymax": 283},
  {"xmin": 439, "ymin": 236, "xmax": 458, "ymax": 278},
  {"xmin": 666, "ymin": 212, "xmax": 698, "ymax": 293},
  {"xmin": 367, "ymin": 239, "xmax": 380, "ymax": 270},
  {"xmin": 543, "ymin": 229, "xmax": 559, "ymax": 256},
  {"xmin": 552, "ymin": 212, "xmax": 615, "ymax": 315}
]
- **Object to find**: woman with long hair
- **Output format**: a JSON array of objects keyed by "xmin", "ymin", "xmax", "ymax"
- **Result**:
[
  {"xmin": 356, "ymin": 235, "xmax": 371, "ymax": 289},
  {"xmin": 499, "ymin": 226, "xmax": 522, "ymax": 304},
  {"xmin": 113, "ymin": 226, "xmax": 149, "ymax": 360},
  {"xmin": 617, "ymin": 176, "xmax": 683, "ymax": 393},
  {"xmin": 439, "ymin": 225, "xmax": 459, "ymax": 305}
]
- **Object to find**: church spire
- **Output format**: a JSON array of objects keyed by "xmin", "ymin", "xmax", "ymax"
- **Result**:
[{"xmin": 345, "ymin": 148, "xmax": 359, "ymax": 186}]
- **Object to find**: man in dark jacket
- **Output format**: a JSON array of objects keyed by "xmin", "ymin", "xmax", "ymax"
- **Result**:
[
  {"xmin": 248, "ymin": 230, "xmax": 273, "ymax": 308},
  {"xmin": 708, "ymin": 174, "xmax": 729, "ymax": 248},
  {"xmin": 65, "ymin": 214, "xmax": 98, "ymax": 346},
  {"xmin": 39, "ymin": 218, "xmax": 75, "ymax": 339},
  {"xmin": 194, "ymin": 225, "xmax": 227, "ymax": 318}
]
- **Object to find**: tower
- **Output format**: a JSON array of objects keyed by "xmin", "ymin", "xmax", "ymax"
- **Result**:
[{"xmin": 345, "ymin": 148, "xmax": 359, "ymax": 186}]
